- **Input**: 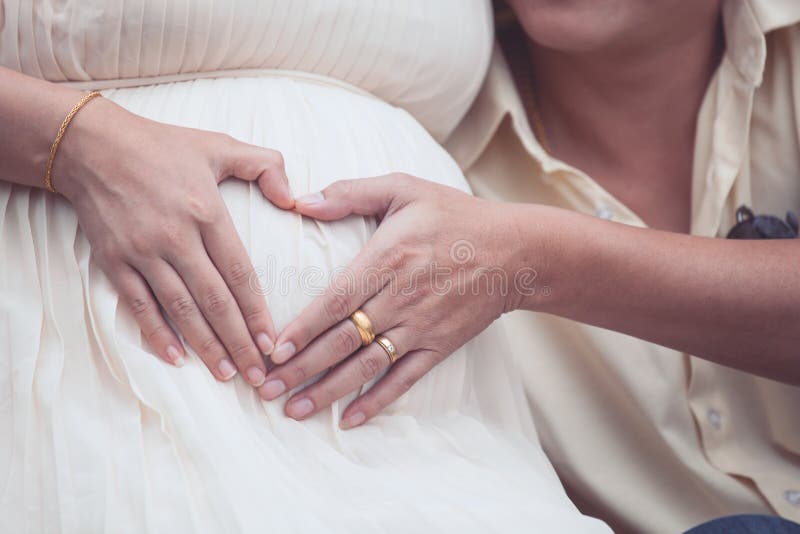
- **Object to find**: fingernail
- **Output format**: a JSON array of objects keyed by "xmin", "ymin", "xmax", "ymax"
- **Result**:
[
  {"xmin": 166, "ymin": 345, "xmax": 185, "ymax": 367},
  {"xmin": 218, "ymin": 359, "xmax": 237, "ymax": 380},
  {"xmin": 259, "ymin": 379, "xmax": 286, "ymax": 400},
  {"xmin": 287, "ymin": 398, "xmax": 314, "ymax": 419},
  {"xmin": 340, "ymin": 411, "xmax": 366, "ymax": 430},
  {"xmin": 256, "ymin": 332, "xmax": 274, "ymax": 355},
  {"xmin": 245, "ymin": 366, "xmax": 266, "ymax": 387},
  {"xmin": 272, "ymin": 342, "xmax": 296, "ymax": 363},
  {"xmin": 295, "ymin": 192, "xmax": 324, "ymax": 205}
]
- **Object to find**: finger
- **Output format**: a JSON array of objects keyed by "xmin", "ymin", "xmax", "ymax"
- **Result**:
[
  {"xmin": 293, "ymin": 173, "xmax": 415, "ymax": 221},
  {"xmin": 110, "ymin": 263, "xmax": 185, "ymax": 366},
  {"xmin": 170, "ymin": 247, "xmax": 268, "ymax": 387},
  {"xmin": 220, "ymin": 138, "xmax": 294, "ymax": 209},
  {"xmin": 283, "ymin": 327, "xmax": 410, "ymax": 421},
  {"xmin": 259, "ymin": 321, "xmax": 361, "ymax": 401},
  {"xmin": 259, "ymin": 296, "xmax": 395, "ymax": 400},
  {"xmin": 202, "ymin": 211, "xmax": 277, "ymax": 355},
  {"xmin": 271, "ymin": 241, "xmax": 394, "ymax": 364},
  {"xmin": 141, "ymin": 259, "xmax": 238, "ymax": 382},
  {"xmin": 339, "ymin": 349, "xmax": 437, "ymax": 430}
]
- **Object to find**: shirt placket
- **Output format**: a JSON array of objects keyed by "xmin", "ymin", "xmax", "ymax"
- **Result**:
[{"xmin": 685, "ymin": 3, "xmax": 800, "ymax": 516}]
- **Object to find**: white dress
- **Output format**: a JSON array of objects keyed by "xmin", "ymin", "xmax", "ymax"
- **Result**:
[{"xmin": 0, "ymin": 1, "xmax": 610, "ymax": 532}]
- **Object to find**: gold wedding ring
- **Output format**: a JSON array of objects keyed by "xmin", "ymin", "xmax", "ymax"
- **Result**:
[
  {"xmin": 375, "ymin": 334, "xmax": 400, "ymax": 365},
  {"xmin": 349, "ymin": 309, "xmax": 375, "ymax": 346}
]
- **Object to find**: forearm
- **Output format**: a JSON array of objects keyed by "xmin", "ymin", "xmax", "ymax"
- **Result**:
[
  {"xmin": 0, "ymin": 66, "xmax": 97, "ymax": 190},
  {"xmin": 512, "ymin": 204, "xmax": 800, "ymax": 383}
]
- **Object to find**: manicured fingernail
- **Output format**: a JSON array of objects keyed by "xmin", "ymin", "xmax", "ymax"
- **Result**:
[
  {"xmin": 295, "ymin": 192, "xmax": 324, "ymax": 205},
  {"xmin": 259, "ymin": 379, "xmax": 286, "ymax": 400},
  {"xmin": 287, "ymin": 398, "xmax": 314, "ymax": 419},
  {"xmin": 166, "ymin": 345, "xmax": 185, "ymax": 367},
  {"xmin": 272, "ymin": 342, "xmax": 296, "ymax": 363},
  {"xmin": 340, "ymin": 411, "xmax": 366, "ymax": 430},
  {"xmin": 218, "ymin": 359, "xmax": 237, "ymax": 380},
  {"xmin": 256, "ymin": 332, "xmax": 274, "ymax": 355},
  {"xmin": 245, "ymin": 366, "xmax": 266, "ymax": 387}
]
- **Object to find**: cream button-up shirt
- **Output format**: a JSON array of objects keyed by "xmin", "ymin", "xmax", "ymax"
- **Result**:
[{"xmin": 446, "ymin": 1, "xmax": 800, "ymax": 532}]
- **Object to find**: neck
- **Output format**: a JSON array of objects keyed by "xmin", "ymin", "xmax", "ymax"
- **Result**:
[{"xmin": 528, "ymin": 12, "xmax": 724, "ymax": 172}]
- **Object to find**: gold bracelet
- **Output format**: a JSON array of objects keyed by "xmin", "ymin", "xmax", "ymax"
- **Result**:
[{"xmin": 44, "ymin": 90, "xmax": 102, "ymax": 194}]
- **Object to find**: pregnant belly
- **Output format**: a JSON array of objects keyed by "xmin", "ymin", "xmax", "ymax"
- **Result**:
[
  {"xmin": 0, "ymin": 75, "xmax": 612, "ymax": 534},
  {"xmin": 93, "ymin": 75, "xmax": 485, "ymax": 419},
  {"xmin": 105, "ymin": 75, "xmax": 470, "ymax": 331}
]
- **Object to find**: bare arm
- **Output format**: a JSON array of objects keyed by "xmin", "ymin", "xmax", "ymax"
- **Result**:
[
  {"xmin": 0, "ymin": 65, "xmax": 296, "ymax": 390},
  {"xmin": 0, "ymin": 65, "xmax": 89, "ymax": 189},
  {"xmin": 516, "ymin": 204, "xmax": 800, "ymax": 383},
  {"xmin": 264, "ymin": 175, "xmax": 798, "ymax": 430}
]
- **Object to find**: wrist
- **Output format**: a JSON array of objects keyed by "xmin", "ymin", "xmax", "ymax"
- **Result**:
[
  {"xmin": 53, "ymin": 96, "xmax": 130, "ymax": 202},
  {"xmin": 503, "ymin": 203, "xmax": 583, "ymax": 314}
]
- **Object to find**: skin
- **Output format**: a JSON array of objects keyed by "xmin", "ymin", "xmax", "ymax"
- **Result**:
[
  {"xmin": 513, "ymin": 0, "xmax": 724, "ymax": 232},
  {"xmin": 261, "ymin": 0, "xmax": 800, "ymax": 429},
  {"xmin": 0, "ymin": 66, "xmax": 294, "ymax": 387}
]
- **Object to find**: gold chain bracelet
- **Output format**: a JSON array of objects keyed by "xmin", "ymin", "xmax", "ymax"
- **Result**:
[{"xmin": 44, "ymin": 90, "xmax": 102, "ymax": 194}]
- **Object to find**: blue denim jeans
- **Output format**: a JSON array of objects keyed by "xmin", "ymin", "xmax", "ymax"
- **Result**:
[{"xmin": 686, "ymin": 515, "xmax": 800, "ymax": 534}]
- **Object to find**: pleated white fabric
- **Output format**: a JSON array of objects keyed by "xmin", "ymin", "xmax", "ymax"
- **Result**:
[
  {"xmin": 0, "ymin": 2, "xmax": 611, "ymax": 533},
  {"xmin": 0, "ymin": 0, "xmax": 493, "ymax": 142}
]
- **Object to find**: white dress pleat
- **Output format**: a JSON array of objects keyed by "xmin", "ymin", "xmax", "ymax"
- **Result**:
[{"xmin": 0, "ymin": 2, "xmax": 611, "ymax": 532}]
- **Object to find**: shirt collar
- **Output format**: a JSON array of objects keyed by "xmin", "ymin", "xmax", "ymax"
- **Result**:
[
  {"xmin": 447, "ymin": 0, "xmax": 800, "ymax": 171},
  {"xmin": 749, "ymin": 0, "xmax": 800, "ymax": 34},
  {"xmin": 724, "ymin": 0, "xmax": 767, "ymax": 87},
  {"xmin": 444, "ymin": 42, "xmax": 563, "ymax": 175},
  {"xmin": 728, "ymin": 0, "xmax": 800, "ymax": 86}
]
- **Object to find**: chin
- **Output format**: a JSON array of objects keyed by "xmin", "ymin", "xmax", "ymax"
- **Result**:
[{"xmin": 504, "ymin": 0, "xmax": 674, "ymax": 53}]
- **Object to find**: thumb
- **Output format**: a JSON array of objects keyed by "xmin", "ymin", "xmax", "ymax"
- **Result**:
[
  {"xmin": 220, "ymin": 141, "xmax": 295, "ymax": 209},
  {"xmin": 294, "ymin": 174, "xmax": 413, "ymax": 221}
]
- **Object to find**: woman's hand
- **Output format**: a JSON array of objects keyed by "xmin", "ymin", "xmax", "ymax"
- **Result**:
[
  {"xmin": 260, "ymin": 174, "xmax": 533, "ymax": 427},
  {"xmin": 57, "ymin": 97, "xmax": 294, "ymax": 387}
]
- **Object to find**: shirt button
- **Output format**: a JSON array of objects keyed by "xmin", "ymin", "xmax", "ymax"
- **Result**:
[
  {"xmin": 786, "ymin": 490, "xmax": 800, "ymax": 507},
  {"xmin": 595, "ymin": 205, "xmax": 613, "ymax": 220},
  {"xmin": 707, "ymin": 409, "xmax": 723, "ymax": 429}
]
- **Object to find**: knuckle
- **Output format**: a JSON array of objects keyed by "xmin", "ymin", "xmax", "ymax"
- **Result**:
[
  {"xmin": 199, "ymin": 336, "xmax": 225, "ymax": 358},
  {"xmin": 203, "ymin": 290, "xmax": 231, "ymax": 316},
  {"xmin": 286, "ymin": 324, "xmax": 311, "ymax": 349},
  {"xmin": 391, "ymin": 172, "xmax": 415, "ymax": 188},
  {"xmin": 381, "ymin": 246, "xmax": 409, "ymax": 270},
  {"xmin": 93, "ymin": 241, "xmax": 122, "ymax": 265},
  {"xmin": 402, "ymin": 374, "xmax": 419, "ymax": 392},
  {"xmin": 266, "ymin": 149, "xmax": 285, "ymax": 170},
  {"xmin": 358, "ymin": 354, "xmax": 382, "ymax": 382},
  {"xmin": 187, "ymin": 197, "xmax": 222, "ymax": 225},
  {"xmin": 228, "ymin": 342, "xmax": 256, "ymax": 362},
  {"xmin": 319, "ymin": 384, "xmax": 340, "ymax": 405},
  {"xmin": 219, "ymin": 133, "xmax": 236, "ymax": 146},
  {"xmin": 393, "ymin": 172, "xmax": 411, "ymax": 182},
  {"xmin": 128, "ymin": 296, "xmax": 152, "ymax": 317},
  {"xmin": 210, "ymin": 132, "xmax": 237, "ymax": 154},
  {"xmin": 163, "ymin": 233, "xmax": 192, "ymax": 260},
  {"xmin": 365, "ymin": 394, "xmax": 390, "ymax": 415},
  {"xmin": 155, "ymin": 220, "xmax": 182, "ymax": 249},
  {"xmin": 367, "ymin": 396, "xmax": 388, "ymax": 414},
  {"xmin": 146, "ymin": 322, "xmax": 171, "ymax": 341},
  {"xmin": 129, "ymin": 233, "xmax": 155, "ymax": 257},
  {"xmin": 288, "ymin": 362, "xmax": 309, "ymax": 385},
  {"xmin": 411, "ymin": 279, "xmax": 433, "ymax": 300},
  {"xmin": 331, "ymin": 327, "xmax": 360, "ymax": 356},
  {"xmin": 322, "ymin": 291, "xmax": 351, "ymax": 323},
  {"xmin": 169, "ymin": 294, "xmax": 198, "ymax": 320},
  {"xmin": 393, "ymin": 373, "xmax": 418, "ymax": 397},
  {"xmin": 328, "ymin": 179, "xmax": 354, "ymax": 198},
  {"xmin": 243, "ymin": 305, "xmax": 267, "ymax": 325},
  {"xmin": 225, "ymin": 261, "xmax": 253, "ymax": 287}
]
